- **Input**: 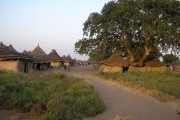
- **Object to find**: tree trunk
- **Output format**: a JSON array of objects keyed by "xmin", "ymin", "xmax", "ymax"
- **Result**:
[
  {"xmin": 127, "ymin": 48, "xmax": 135, "ymax": 62},
  {"xmin": 137, "ymin": 47, "xmax": 152, "ymax": 67}
]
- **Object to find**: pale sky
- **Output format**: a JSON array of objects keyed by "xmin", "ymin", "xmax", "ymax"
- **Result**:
[{"xmin": 0, "ymin": 0, "xmax": 111, "ymax": 60}]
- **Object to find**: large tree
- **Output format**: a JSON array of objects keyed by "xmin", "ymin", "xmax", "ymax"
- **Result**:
[{"xmin": 75, "ymin": 0, "xmax": 180, "ymax": 66}]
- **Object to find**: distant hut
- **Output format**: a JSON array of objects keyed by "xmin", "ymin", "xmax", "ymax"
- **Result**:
[
  {"xmin": 48, "ymin": 49, "xmax": 64, "ymax": 69},
  {"xmin": 61, "ymin": 55, "xmax": 71, "ymax": 70},
  {"xmin": 144, "ymin": 58, "xmax": 167, "ymax": 71},
  {"xmin": 129, "ymin": 58, "xmax": 167, "ymax": 72},
  {"xmin": 171, "ymin": 60, "xmax": 180, "ymax": 72},
  {"xmin": 99, "ymin": 53, "xmax": 131, "ymax": 73},
  {"xmin": 32, "ymin": 44, "xmax": 50, "ymax": 70},
  {"xmin": 0, "ymin": 42, "xmax": 31, "ymax": 72},
  {"xmin": 67, "ymin": 55, "xmax": 75, "ymax": 66}
]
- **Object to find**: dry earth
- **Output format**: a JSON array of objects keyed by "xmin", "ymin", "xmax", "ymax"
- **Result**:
[{"xmin": 0, "ymin": 65, "xmax": 180, "ymax": 120}]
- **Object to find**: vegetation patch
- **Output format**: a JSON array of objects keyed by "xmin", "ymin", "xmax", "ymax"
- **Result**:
[
  {"xmin": 101, "ymin": 70, "xmax": 180, "ymax": 102},
  {"xmin": 0, "ymin": 71, "xmax": 105, "ymax": 120}
]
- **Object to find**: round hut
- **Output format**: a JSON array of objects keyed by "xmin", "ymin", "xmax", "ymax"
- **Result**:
[
  {"xmin": 99, "ymin": 53, "xmax": 131, "ymax": 73},
  {"xmin": 48, "ymin": 49, "xmax": 64, "ymax": 69}
]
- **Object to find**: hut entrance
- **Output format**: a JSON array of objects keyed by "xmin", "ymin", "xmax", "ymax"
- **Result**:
[
  {"xmin": 24, "ymin": 63, "xmax": 28, "ymax": 73},
  {"xmin": 123, "ymin": 66, "xmax": 129, "ymax": 73},
  {"xmin": 36, "ymin": 63, "xmax": 40, "ymax": 70}
]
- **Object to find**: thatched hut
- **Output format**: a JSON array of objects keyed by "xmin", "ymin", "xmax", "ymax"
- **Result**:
[
  {"xmin": 144, "ymin": 58, "xmax": 167, "ymax": 71},
  {"xmin": 61, "ymin": 55, "xmax": 71, "ymax": 67},
  {"xmin": 129, "ymin": 58, "xmax": 167, "ymax": 72},
  {"xmin": 99, "ymin": 53, "xmax": 131, "ymax": 73},
  {"xmin": 67, "ymin": 55, "xmax": 75, "ymax": 66},
  {"xmin": 48, "ymin": 49, "xmax": 64, "ymax": 69},
  {"xmin": 0, "ymin": 42, "xmax": 32, "ymax": 72},
  {"xmin": 32, "ymin": 44, "xmax": 50, "ymax": 70}
]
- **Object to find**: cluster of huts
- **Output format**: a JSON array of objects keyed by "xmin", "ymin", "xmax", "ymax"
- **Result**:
[
  {"xmin": 0, "ymin": 42, "xmax": 79, "ymax": 73},
  {"xmin": 99, "ymin": 52, "xmax": 180, "ymax": 73}
]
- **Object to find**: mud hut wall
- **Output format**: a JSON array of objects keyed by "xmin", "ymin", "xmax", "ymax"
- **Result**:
[
  {"xmin": 144, "ymin": 66, "xmax": 167, "ymax": 72},
  {"xmin": 50, "ymin": 61, "xmax": 61, "ymax": 68},
  {"xmin": 28, "ymin": 62, "xmax": 33, "ymax": 71},
  {"xmin": 17, "ymin": 60, "xmax": 26, "ymax": 72},
  {"xmin": 100, "ymin": 64, "xmax": 123, "ymax": 73},
  {"xmin": 129, "ymin": 66, "xmax": 167, "ymax": 72},
  {"xmin": 40, "ymin": 63, "xmax": 49, "ymax": 70},
  {"xmin": 0, "ymin": 60, "xmax": 19, "ymax": 72}
]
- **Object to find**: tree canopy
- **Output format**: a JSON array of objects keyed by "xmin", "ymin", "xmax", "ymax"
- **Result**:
[{"xmin": 75, "ymin": 0, "xmax": 180, "ymax": 66}]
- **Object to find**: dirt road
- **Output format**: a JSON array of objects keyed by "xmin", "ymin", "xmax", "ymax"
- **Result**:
[{"xmin": 64, "ymin": 65, "xmax": 180, "ymax": 120}]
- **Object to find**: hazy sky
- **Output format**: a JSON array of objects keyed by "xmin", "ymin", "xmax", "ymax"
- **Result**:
[{"xmin": 0, "ymin": 0, "xmax": 110, "ymax": 60}]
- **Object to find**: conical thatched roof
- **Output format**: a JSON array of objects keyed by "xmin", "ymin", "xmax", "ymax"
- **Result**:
[
  {"xmin": 100, "ymin": 53, "xmax": 131, "ymax": 67},
  {"xmin": 48, "ymin": 49, "xmax": 63, "ymax": 62},
  {"xmin": 32, "ymin": 44, "xmax": 49, "ymax": 62},
  {"xmin": 22, "ymin": 50, "xmax": 38, "ymax": 62},
  {"xmin": 32, "ymin": 44, "xmax": 47, "ymax": 56},
  {"xmin": 61, "ymin": 55, "xmax": 71, "ymax": 63},
  {"xmin": 0, "ymin": 42, "xmax": 26, "ymax": 60},
  {"xmin": 7, "ymin": 44, "xmax": 18, "ymax": 52},
  {"xmin": 67, "ymin": 55, "xmax": 74, "ymax": 62},
  {"xmin": 145, "ymin": 58, "xmax": 166, "ymax": 67}
]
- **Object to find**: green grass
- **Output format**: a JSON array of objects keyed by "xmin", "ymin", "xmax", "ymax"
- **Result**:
[
  {"xmin": 101, "ymin": 70, "xmax": 180, "ymax": 101},
  {"xmin": 0, "ymin": 71, "xmax": 105, "ymax": 120}
]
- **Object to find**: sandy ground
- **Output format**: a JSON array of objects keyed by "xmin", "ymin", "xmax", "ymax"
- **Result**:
[
  {"xmin": 62, "ymin": 65, "xmax": 180, "ymax": 120},
  {"xmin": 0, "ymin": 65, "xmax": 179, "ymax": 120}
]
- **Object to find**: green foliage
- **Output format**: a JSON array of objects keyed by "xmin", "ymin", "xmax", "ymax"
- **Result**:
[
  {"xmin": 102, "ymin": 71, "xmax": 180, "ymax": 99},
  {"xmin": 75, "ymin": 0, "xmax": 180, "ymax": 63},
  {"xmin": 0, "ymin": 71, "xmax": 105, "ymax": 120},
  {"xmin": 163, "ymin": 54, "xmax": 179, "ymax": 64}
]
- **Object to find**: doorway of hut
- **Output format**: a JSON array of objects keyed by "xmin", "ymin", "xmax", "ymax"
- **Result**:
[
  {"xmin": 123, "ymin": 66, "xmax": 129, "ymax": 73},
  {"xmin": 36, "ymin": 63, "xmax": 40, "ymax": 70},
  {"xmin": 24, "ymin": 63, "xmax": 28, "ymax": 73}
]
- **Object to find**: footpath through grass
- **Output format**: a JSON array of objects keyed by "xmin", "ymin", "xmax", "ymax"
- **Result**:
[
  {"xmin": 0, "ymin": 71, "xmax": 105, "ymax": 120},
  {"xmin": 101, "ymin": 70, "xmax": 180, "ymax": 102}
]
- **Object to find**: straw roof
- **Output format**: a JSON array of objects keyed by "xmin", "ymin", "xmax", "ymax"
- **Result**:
[
  {"xmin": 0, "ymin": 42, "xmax": 26, "ymax": 60},
  {"xmin": 67, "ymin": 55, "xmax": 74, "ymax": 62},
  {"xmin": 100, "ymin": 53, "xmax": 131, "ymax": 67},
  {"xmin": 61, "ymin": 55, "xmax": 71, "ymax": 63},
  {"xmin": 32, "ymin": 44, "xmax": 47, "ymax": 56},
  {"xmin": 48, "ymin": 49, "xmax": 63, "ymax": 62},
  {"xmin": 32, "ymin": 44, "xmax": 50, "ymax": 62},
  {"xmin": 145, "ymin": 58, "xmax": 166, "ymax": 67},
  {"xmin": 7, "ymin": 44, "xmax": 18, "ymax": 52}
]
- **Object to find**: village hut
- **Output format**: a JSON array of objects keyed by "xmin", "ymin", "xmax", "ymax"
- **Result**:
[
  {"xmin": 61, "ymin": 55, "xmax": 71, "ymax": 70},
  {"xmin": 48, "ymin": 49, "xmax": 64, "ymax": 69},
  {"xmin": 144, "ymin": 58, "xmax": 167, "ymax": 72},
  {"xmin": 32, "ymin": 44, "xmax": 50, "ymax": 70},
  {"xmin": 129, "ymin": 58, "xmax": 167, "ymax": 72},
  {"xmin": 99, "ymin": 53, "xmax": 131, "ymax": 73},
  {"xmin": 171, "ymin": 60, "xmax": 180, "ymax": 72},
  {"xmin": 67, "ymin": 55, "xmax": 75, "ymax": 66},
  {"xmin": 0, "ymin": 42, "xmax": 32, "ymax": 72}
]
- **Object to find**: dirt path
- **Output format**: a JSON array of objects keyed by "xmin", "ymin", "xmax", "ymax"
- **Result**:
[{"xmin": 63, "ymin": 65, "xmax": 180, "ymax": 120}]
